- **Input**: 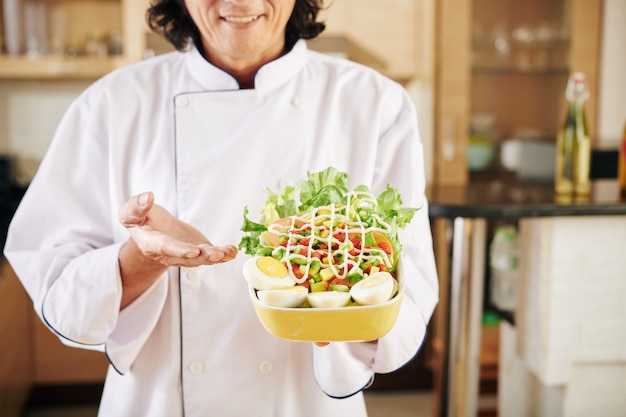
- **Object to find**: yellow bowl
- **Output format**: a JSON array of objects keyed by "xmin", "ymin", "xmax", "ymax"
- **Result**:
[{"xmin": 248, "ymin": 281, "xmax": 404, "ymax": 342}]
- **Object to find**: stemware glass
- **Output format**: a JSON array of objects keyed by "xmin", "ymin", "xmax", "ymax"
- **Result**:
[{"xmin": 511, "ymin": 24, "xmax": 536, "ymax": 71}]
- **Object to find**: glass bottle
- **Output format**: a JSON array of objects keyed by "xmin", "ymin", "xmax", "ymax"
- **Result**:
[
  {"xmin": 489, "ymin": 225, "xmax": 519, "ymax": 312},
  {"xmin": 619, "ymin": 120, "xmax": 626, "ymax": 198},
  {"xmin": 555, "ymin": 72, "xmax": 591, "ymax": 196}
]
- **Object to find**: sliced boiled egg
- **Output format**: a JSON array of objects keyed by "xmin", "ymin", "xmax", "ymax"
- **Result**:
[
  {"xmin": 391, "ymin": 277, "xmax": 399, "ymax": 298},
  {"xmin": 243, "ymin": 256, "xmax": 295, "ymax": 290},
  {"xmin": 349, "ymin": 272, "xmax": 395, "ymax": 305},
  {"xmin": 306, "ymin": 291, "xmax": 351, "ymax": 308},
  {"xmin": 257, "ymin": 286, "xmax": 308, "ymax": 308}
]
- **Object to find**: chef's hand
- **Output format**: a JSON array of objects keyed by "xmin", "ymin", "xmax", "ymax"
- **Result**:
[
  {"xmin": 117, "ymin": 192, "xmax": 238, "ymax": 310},
  {"xmin": 119, "ymin": 191, "xmax": 238, "ymax": 268}
]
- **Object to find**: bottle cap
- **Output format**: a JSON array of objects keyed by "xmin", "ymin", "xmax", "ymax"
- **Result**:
[{"xmin": 566, "ymin": 72, "xmax": 589, "ymax": 101}]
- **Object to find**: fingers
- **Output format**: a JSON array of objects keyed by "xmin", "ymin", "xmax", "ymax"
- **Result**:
[
  {"xmin": 119, "ymin": 192, "xmax": 155, "ymax": 227},
  {"xmin": 129, "ymin": 231, "xmax": 198, "ymax": 261},
  {"xmin": 156, "ymin": 247, "xmax": 237, "ymax": 267},
  {"xmin": 200, "ymin": 244, "xmax": 238, "ymax": 263},
  {"xmin": 140, "ymin": 240, "xmax": 238, "ymax": 268},
  {"xmin": 180, "ymin": 244, "xmax": 238, "ymax": 267}
]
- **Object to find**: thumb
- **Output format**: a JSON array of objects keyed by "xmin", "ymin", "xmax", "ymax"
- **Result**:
[{"xmin": 119, "ymin": 192, "xmax": 154, "ymax": 227}]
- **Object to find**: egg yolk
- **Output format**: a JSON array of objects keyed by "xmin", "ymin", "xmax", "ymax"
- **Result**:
[{"xmin": 257, "ymin": 257, "xmax": 289, "ymax": 278}]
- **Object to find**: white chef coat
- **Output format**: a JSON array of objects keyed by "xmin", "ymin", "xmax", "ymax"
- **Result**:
[{"xmin": 4, "ymin": 40, "xmax": 439, "ymax": 417}]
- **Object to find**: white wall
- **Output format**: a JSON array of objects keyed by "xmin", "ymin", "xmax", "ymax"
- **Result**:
[
  {"xmin": 0, "ymin": 80, "xmax": 89, "ymax": 184},
  {"xmin": 597, "ymin": 0, "xmax": 626, "ymax": 145}
]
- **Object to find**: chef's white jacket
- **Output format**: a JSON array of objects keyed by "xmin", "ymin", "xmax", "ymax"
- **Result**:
[{"xmin": 4, "ymin": 40, "xmax": 439, "ymax": 416}]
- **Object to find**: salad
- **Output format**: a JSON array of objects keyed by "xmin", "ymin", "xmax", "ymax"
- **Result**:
[{"xmin": 239, "ymin": 167, "xmax": 418, "ymax": 307}]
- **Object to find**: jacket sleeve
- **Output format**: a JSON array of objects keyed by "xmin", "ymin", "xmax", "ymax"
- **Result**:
[
  {"xmin": 3, "ymin": 81, "xmax": 167, "ymax": 374},
  {"xmin": 313, "ymin": 82, "xmax": 439, "ymax": 397}
]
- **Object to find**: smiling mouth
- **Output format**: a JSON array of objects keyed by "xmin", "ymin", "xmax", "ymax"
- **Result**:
[{"xmin": 223, "ymin": 15, "xmax": 260, "ymax": 23}]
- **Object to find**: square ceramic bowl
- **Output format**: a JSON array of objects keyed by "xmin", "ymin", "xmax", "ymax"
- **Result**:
[{"xmin": 248, "ymin": 277, "xmax": 404, "ymax": 342}]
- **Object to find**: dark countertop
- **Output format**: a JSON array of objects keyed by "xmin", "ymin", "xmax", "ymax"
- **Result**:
[
  {"xmin": 428, "ymin": 179, "xmax": 626, "ymax": 326},
  {"xmin": 427, "ymin": 180, "xmax": 626, "ymax": 219}
]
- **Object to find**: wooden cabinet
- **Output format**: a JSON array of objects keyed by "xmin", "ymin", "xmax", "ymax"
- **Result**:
[
  {"xmin": 432, "ymin": 0, "xmax": 602, "ymax": 186},
  {"xmin": 0, "ymin": 260, "xmax": 32, "ymax": 417},
  {"xmin": 0, "ymin": 0, "xmax": 148, "ymax": 79},
  {"xmin": 312, "ymin": 0, "xmax": 431, "ymax": 83},
  {"xmin": 0, "ymin": 259, "xmax": 107, "ymax": 411},
  {"xmin": 31, "ymin": 316, "xmax": 109, "ymax": 384},
  {"xmin": 470, "ymin": 0, "xmax": 602, "ymax": 155}
]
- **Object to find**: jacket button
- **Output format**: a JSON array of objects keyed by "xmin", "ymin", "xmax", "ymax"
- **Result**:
[
  {"xmin": 188, "ymin": 362, "xmax": 204, "ymax": 375},
  {"xmin": 291, "ymin": 98, "xmax": 304, "ymax": 108},
  {"xmin": 187, "ymin": 269, "xmax": 200, "ymax": 281},
  {"xmin": 176, "ymin": 95, "xmax": 190, "ymax": 107},
  {"xmin": 259, "ymin": 361, "xmax": 273, "ymax": 374}
]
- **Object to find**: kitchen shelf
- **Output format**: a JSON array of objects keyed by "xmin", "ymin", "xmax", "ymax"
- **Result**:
[
  {"xmin": 0, "ymin": 55, "xmax": 131, "ymax": 79},
  {"xmin": 0, "ymin": 0, "xmax": 148, "ymax": 80}
]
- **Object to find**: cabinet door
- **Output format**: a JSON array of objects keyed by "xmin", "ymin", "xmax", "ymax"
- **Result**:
[
  {"xmin": 314, "ymin": 0, "xmax": 422, "ymax": 82},
  {"xmin": 432, "ymin": 0, "xmax": 602, "ymax": 187},
  {"xmin": 32, "ymin": 316, "xmax": 109, "ymax": 384},
  {"xmin": 433, "ymin": 0, "xmax": 472, "ymax": 186},
  {"xmin": 0, "ymin": 261, "xmax": 108, "ymax": 385},
  {"xmin": 0, "ymin": 261, "xmax": 32, "ymax": 417}
]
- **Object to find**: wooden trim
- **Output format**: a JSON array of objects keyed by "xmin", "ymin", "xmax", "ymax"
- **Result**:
[
  {"xmin": 430, "ymin": 218, "xmax": 452, "ymax": 417},
  {"xmin": 433, "ymin": 0, "xmax": 472, "ymax": 186}
]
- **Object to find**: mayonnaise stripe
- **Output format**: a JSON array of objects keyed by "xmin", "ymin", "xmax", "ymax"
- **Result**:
[{"xmin": 266, "ymin": 191, "xmax": 392, "ymax": 284}]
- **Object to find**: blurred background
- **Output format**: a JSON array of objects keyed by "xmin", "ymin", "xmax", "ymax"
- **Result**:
[{"xmin": 1, "ymin": 1, "xmax": 625, "ymax": 417}]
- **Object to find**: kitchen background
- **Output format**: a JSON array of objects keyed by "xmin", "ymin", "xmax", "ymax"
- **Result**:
[
  {"xmin": 0, "ymin": 0, "xmax": 624, "ymax": 188},
  {"xmin": 1, "ymin": 0, "xmax": 625, "ymax": 417}
]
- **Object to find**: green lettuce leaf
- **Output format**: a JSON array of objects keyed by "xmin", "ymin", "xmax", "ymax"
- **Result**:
[
  {"xmin": 238, "ymin": 207, "xmax": 267, "ymax": 254},
  {"xmin": 297, "ymin": 167, "xmax": 349, "ymax": 212},
  {"xmin": 261, "ymin": 185, "xmax": 298, "ymax": 224},
  {"xmin": 238, "ymin": 167, "xmax": 419, "ymax": 258},
  {"xmin": 377, "ymin": 185, "xmax": 418, "ymax": 229}
]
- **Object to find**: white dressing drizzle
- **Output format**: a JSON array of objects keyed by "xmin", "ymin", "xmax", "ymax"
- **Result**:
[{"xmin": 266, "ymin": 191, "xmax": 393, "ymax": 284}]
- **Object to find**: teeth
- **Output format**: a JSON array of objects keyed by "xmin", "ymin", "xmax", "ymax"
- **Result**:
[{"xmin": 224, "ymin": 15, "xmax": 259, "ymax": 23}]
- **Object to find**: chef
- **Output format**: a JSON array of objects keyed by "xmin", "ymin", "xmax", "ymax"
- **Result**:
[{"xmin": 4, "ymin": 0, "xmax": 439, "ymax": 416}]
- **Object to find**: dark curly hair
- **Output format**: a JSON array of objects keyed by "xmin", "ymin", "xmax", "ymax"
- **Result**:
[{"xmin": 147, "ymin": 0, "xmax": 326, "ymax": 52}]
